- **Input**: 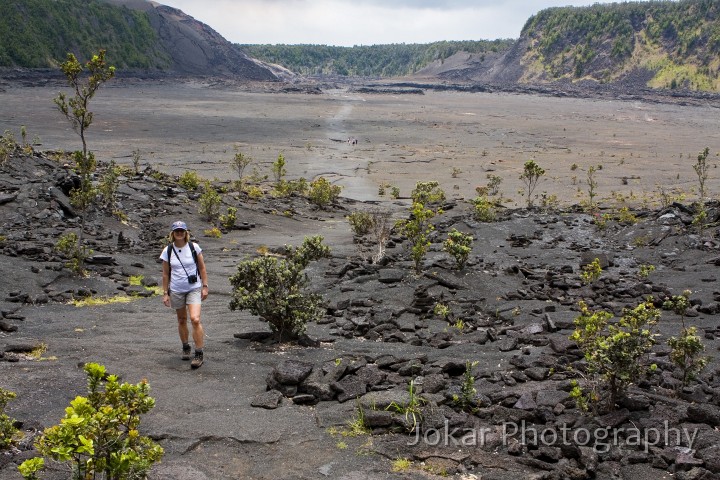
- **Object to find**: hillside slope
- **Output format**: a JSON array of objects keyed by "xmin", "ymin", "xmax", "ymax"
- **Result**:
[
  {"xmin": 437, "ymin": 0, "xmax": 720, "ymax": 91},
  {"xmin": 0, "ymin": 0, "xmax": 278, "ymax": 80}
]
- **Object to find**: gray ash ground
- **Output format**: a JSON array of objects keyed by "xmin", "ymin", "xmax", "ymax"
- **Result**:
[{"xmin": 2, "ymin": 146, "xmax": 720, "ymax": 480}]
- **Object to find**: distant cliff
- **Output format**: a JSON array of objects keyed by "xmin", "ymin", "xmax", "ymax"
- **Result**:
[
  {"xmin": 0, "ymin": 0, "xmax": 278, "ymax": 81},
  {"xmin": 428, "ymin": 0, "xmax": 720, "ymax": 91}
]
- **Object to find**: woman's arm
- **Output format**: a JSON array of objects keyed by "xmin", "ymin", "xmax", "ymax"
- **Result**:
[
  {"xmin": 162, "ymin": 260, "xmax": 171, "ymax": 306},
  {"xmin": 197, "ymin": 253, "xmax": 209, "ymax": 300}
]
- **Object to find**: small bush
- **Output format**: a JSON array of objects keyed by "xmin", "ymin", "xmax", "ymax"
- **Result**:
[
  {"xmin": 204, "ymin": 227, "xmax": 222, "ymax": 238},
  {"xmin": 220, "ymin": 206, "xmax": 237, "ymax": 230},
  {"xmin": 271, "ymin": 153, "xmax": 286, "ymax": 183},
  {"xmin": 347, "ymin": 211, "xmax": 373, "ymax": 236},
  {"xmin": 471, "ymin": 196, "xmax": 496, "ymax": 222},
  {"xmin": 308, "ymin": 177, "xmax": 342, "ymax": 208},
  {"xmin": 411, "ymin": 181, "xmax": 445, "ymax": 206},
  {"xmin": 443, "ymin": 228, "xmax": 473, "ymax": 269},
  {"xmin": 664, "ymin": 290, "xmax": 709, "ymax": 386},
  {"xmin": 199, "ymin": 182, "xmax": 222, "ymax": 224},
  {"xmin": 580, "ymin": 258, "xmax": 602, "ymax": 284},
  {"xmin": 273, "ymin": 178, "xmax": 308, "ymax": 197},
  {"xmin": 0, "ymin": 388, "xmax": 18, "ymax": 450},
  {"xmin": 55, "ymin": 232, "xmax": 91, "ymax": 275},
  {"xmin": 19, "ymin": 363, "xmax": 163, "ymax": 480},
  {"xmin": 178, "ymin": 171, "xmax": 200, "ymax": 190},
  {"xmin": 229, "ymin": 236, "xmax": 330, "ymax": 340},
  {"xmin": 571, "ymin": 300, "xmax": 660, "ymax": 412}
]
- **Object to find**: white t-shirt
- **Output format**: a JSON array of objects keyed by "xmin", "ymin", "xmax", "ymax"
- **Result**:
[{"xmin": 160, "ymin": 242, "xmax": 203, "ymax": 293}]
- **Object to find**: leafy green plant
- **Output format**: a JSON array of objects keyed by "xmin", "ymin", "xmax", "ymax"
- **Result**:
[
  {"xmin": 18, "ymin": 363, "xmax": 163, "ymax": 480},
  {"xmin": 442, "ymin": 228, "xmax": 473, "ymax": 269},
  {"xmin": 204, "ymin": 227, "xmax": 222, "ymax": 238},
  {"xmin": 231, "ymin": 150, "xmax": 252, "ymax": 191},
  {"xmin": 664, "ymin": 290, "xmax": 709, "ymax": 387},
  {"xmin": 585, "ymin": 165, "xmax": 599, "ymax": 212},
  {"xmin": 570, "ymin": 300, "xmax": 660, "ymax": 412},
  {"xmin": 692, "ymin": 202, "xmax": 708, "ymax": 236},
  {"xmin": 199, "ymin": 181, "xmax": 222, "ymax": 224},
  {"xmin": 395, "ymin": 202, "xmax": 437, "ymax": 273},
  {"xmin": 0, "ymin": 130, "xmax": 18, "ymax": 165},
  {"xmin": 638, "ymin": 264, "xmax": 655, "ymax": 278},
  {"xmin": 347, "ymin": 211, "xmax": 373, "ymax": 236},
  {"xmin": 271, "ymin": 153, "xmax": 287, "ymax": 184},
  {"xmin": 614, "ymin": 206, "xmax": 637, "ymax": 225},
  {"xmin": 485, "ymin": 174, "xmax": 503, "ymax": 196},
  {"xmin": 273, "ymin": 178, "xmax": 308, "ymax": 197},
  {"xmin": 229, "ymin": 236, "xmax": 330, "ymax": 340},
  {"xmin": 178, "ymin": 171, "xmax": 200, "ymax": 190},
  {"xmin": 519, "ymin": 159, "xmax": 545, "ymax": 207},
  {"xmin": 55, "ymin": 232, "xmax": 91, "ymax": 276},
  {"xmin": 471, "ymin": 196, "xmax": 496, "ymax": 222},
  {"xmin": 433, "ymin": 302, "xmax": 451, "ymax": 321},
  {"xmin": 452, "ymin": 361, "xmax": 479, "ymax": 412},
  {"xmin": 308, "ymin": 177, "xmax": 342, "ymax": 208},
  {"xmin": 580, "ymin": 258, "xmax": 602, "ymax": 284},
  {"xmin": 390, "ymin": 186, "xmax": 400, "ymax": 199},
  {"xmin": 0, "ymin": 387, "xmax": 18, "ymax": 449},
  {"xmin": 410, "ymin": 181, "xmax": 445, "ymax": 206},
  {"xmin": 392, "ymin": 458, "xmax": 412, "ymax": 472},
  {"xmin": 386, "ymin": 380, "xmax": 425, "ymax": 432},
  {"xmin": 54, "ymin": 49, "xmax": 114, "ymax": 274},
  {"xmin": 97, "ymin": 160, "xmax": 120, "ymax": 212},
  {"xmin": 219, "ymin": 206, "xmax": 237, "ymax": 230}
]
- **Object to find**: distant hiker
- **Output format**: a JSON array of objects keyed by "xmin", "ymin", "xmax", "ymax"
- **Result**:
[{"xmin": 160, "ymin": 220, "xmax": 209, "ymax": 369}]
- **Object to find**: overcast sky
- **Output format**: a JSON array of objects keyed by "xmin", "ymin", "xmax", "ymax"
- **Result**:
[{"xmin": 158, "ymin": 0, "xmax": 622, "ymax": 46}]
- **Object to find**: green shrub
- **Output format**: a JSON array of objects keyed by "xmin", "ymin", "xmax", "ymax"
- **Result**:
[
  {"xmin": 0, "ymin": 388, "xmax": 18, "ymax": 450},
  {"xmin": 19, "ymin": 363, "xmax": 163, "ymax": 480},
  {"xmin": 471, "ymin": 196, "xmax": 496, "ymax": 222},
  {"xmin": 410, "ymin": 181, "xmax": 445, "ymax": 206},
  {"xmin": 231, "ymin": 150, "xmax": 252, "ymax": 191},
  {"xmin": 443, "ymin": 228, "xmax": 473, "ymax": 269},
  {"xmin": 198, "ymin": 182, "xmax": 222, "ymax": 224},
  {"xmin": 570, "ymin": 300, "xmax": 660, "ymax": 412},
  {"xmin": 97, "ymin": 160, "xmax": 120, "ymax": 211},
  {"xmin": 55, "ymin": 232, "xmax": 91, "ymax": 276},
  {"xmin": 308, "ymin": 177, "xmax": 342, "ymax": 208},
  {"xmin": 178, "ymin": 171, "xmax": 200, "ymax": 190},
  {"xmin": 580, "ymin": 258, "xmax": 602, "ymax": 284},
  {"xmin": 229, "ymin": 236, "xmax": 330, "ymax": 340},
  {"xmin": 0, "ymin": 130, "xmax": 18, "ymax": 165},
  {"xmin": 664, "ymin": 290, "xmax": 709, "ymax": 386},
  {"xmin": 273, "ymin": 178, "xmax": 308, "ymax": 197},
  {"xmin": 219, "ymin": 206, "xmax": 237, "ymax": 230},
  {"xmin": 347, "ymin": 211, "xmax": 373, "ymax": 236},
  {"xmin": 271, "ymin": 153, "xmax": 286, "ymax": 184}
]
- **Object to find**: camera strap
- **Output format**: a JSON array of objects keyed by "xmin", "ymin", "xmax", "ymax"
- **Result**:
[{"xmin": 167, "ymin": 243, "xmax": 199, "ymax": 278}]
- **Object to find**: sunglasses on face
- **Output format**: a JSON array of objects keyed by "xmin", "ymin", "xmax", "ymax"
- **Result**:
[{"xmin": 173, "ymin": 229, "xmax": 186, "ymax": 233}]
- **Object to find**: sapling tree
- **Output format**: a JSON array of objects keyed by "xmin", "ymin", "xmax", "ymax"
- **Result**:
[
  {"xmin": 693, "ymin": 147, "xmax": 710, "ymax": 202},
  {"xmin": 271, "ymin": 153, "xmax": 287, "ymax": 184},
  {"xmin": 571, "ymin": 300, "xmax": 660, "ymax": 412},
  {"xmin": 231, "ymin": 150, "xmax": 252, "ymax": 191},
  {"xmin": 664, "ymin": 290, "xmax": 709, "ymax": 387},
  {"xmin": 54, "ymin": 49, "xmax": 115, "ymax": 274},
  {"xmin": 395, "ymin": 202, "xmax": 437, "ymax": 273},
  {"xmin": 519, "ymin": 159, "xmax": 545, "ymax": 207},
  {"xmin": 308, "ymin": 177, "xmax": 342, "ymax": 208},
  {"xmin": 586, "ymin": 165, "xmax": 599, "ymax": 212},
  {"xmin": 198, "ymin": 181, "xmax": 222, "ymax": 224},
  {"xmin": 580, "ymin": 258, "xmax": 602, "ymax": 284},
  {"xmin": 229, "ymin": 236, "xmax": 330, "ymax": 341}
]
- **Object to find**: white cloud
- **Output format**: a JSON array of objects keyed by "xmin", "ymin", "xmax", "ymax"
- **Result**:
[{"xmin": 158, "ymin": 0, "xmax": 625, "ymax": 46}]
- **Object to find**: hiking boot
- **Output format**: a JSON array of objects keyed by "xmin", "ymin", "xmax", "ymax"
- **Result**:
[
  {"xmin": 182, "ymin": 344, "xmax": 192, "ymax": 361},
  {"xmin": 191, "ymin": 351, "xmax": 204, "ymax": 369}
]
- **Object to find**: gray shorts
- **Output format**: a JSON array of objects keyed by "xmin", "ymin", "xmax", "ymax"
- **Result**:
[{"xmin": 169, "ymin": 288, "xmax": 202, "ymax": 310}]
